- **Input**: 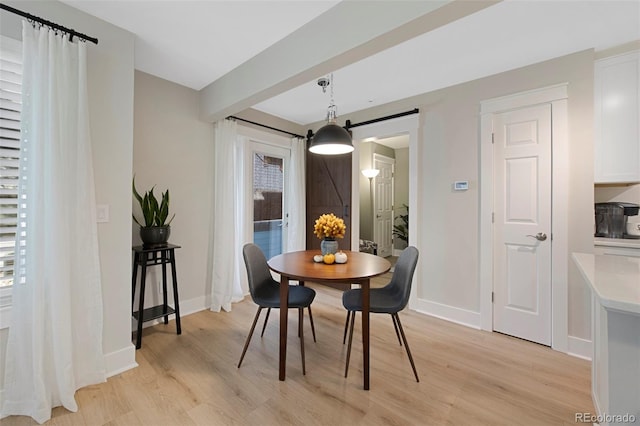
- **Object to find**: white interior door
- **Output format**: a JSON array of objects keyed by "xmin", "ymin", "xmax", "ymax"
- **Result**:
[
  {"xmin": 493, "ymin": 104, "xmax": 552, "ymax": 346},
  {"xmin": 373, "ymin": 154, "xmax": 394, "ymax": 258}
]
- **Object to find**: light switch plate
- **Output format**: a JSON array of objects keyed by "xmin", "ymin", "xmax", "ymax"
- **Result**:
[{"xmin": 96, "ymin": 204, "xmax": 109, "ymax": 223}]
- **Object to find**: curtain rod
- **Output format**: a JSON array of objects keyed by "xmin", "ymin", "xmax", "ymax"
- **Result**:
[
  {"xmin": 227, "ymin": 115, "xmax": 305, "ymax": 139},
  {"xmin": 306, "ymin": 108, "xmax": 420, "ymax": 140},
  {"xmin": 344, "ymin": 108, "xmax": 419, "ymax": 130},
  {"xmin": 230, "ymin": 108, "xmax": 421, "ymax": 140},
  {"xmin": 0, "ymin": 3, "xmax": 99, "ymax": 45}
]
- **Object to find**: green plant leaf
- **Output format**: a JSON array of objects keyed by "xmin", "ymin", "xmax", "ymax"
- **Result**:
[
  {"xmin": 147, "ymin": 188, "xmax": 158, "ymax": 226},
  {"xmin": 142, "ymin": 193, "xmax": 154, "ymax": 226},
  {"xmin": 392, "ymin": 204, "xmax": 409, "ymax": 243},
  {"xmin": 132, "ymin": 175, "xmax": 143, "ymax": 205},
  {"xmin": 157, "ymin": 189, "xmax": 169, "ymax": 225}
]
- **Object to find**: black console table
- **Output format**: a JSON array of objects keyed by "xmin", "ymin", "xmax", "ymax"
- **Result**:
[{"xmin": 132, "ymin": 243, "xmax": 182, "ymax": 349}]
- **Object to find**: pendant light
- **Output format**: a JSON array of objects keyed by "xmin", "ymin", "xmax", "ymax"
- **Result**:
[{"xmin": 308, "ymin": 73, "xmax": 354, "ymax": 155}]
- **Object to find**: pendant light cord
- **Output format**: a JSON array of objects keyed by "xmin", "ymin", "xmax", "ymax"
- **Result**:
[{"xmin": 327, "ymin": 73, "xmax": 337, "ymax": 123}]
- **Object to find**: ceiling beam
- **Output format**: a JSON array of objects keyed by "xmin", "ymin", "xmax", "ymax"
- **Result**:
[{"xmin": 199, "ymin": 0, "xmax": 501, "ymax": 123}]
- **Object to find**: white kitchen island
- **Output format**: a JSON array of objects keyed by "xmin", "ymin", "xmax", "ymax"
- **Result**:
[{"xmin": 572, "ymin": 253, "xmax": 640, "ymax": 425}]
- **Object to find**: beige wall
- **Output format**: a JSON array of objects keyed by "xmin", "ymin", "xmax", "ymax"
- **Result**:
[
  {"xmin": 0, "ymin": 0, "xmax": 136, "ymax": 386},
  {"xmin": 422, "ymin": 50, "xmax": 594, "ymax": 339},
  {"xmin": 595, "ymin": 184, "xmax": 640, "ymax": 206},
  {"xmin": 133, "ymin": 71, "xmax": 214, "ymax": 312},
  {"xmin": 394, "ymin": 148, "xmax": 409, "ymax": 251},
  {"xmin": 338, "ymin": 49, "xmax": 595, "ymax": 342}
]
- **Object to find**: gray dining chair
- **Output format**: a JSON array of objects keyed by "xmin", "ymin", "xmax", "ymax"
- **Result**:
[
  {"xmin": 342, "ymin": 246, "xmax": 419, "ymax": 382},
  {"xmin": 238, "ymin": 243, "xmax": 317, "ymax": 375}
]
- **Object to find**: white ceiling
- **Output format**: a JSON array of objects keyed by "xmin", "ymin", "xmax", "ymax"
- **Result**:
[
  {"xmin": 62, "ymin": 0, "xmax": 639, "ymax": 128},
  {"xmin": 62, "ymin": 0, "xmax": 340, "ymax": 90}
]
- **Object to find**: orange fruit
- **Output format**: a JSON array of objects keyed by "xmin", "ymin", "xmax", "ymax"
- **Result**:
[{"xmin": 323, "ymin": 253, "xmax": 336, "ymax": 264}]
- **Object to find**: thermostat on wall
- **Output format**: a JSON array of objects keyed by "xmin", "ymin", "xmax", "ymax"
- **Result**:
[{"xmin": 454, "ymin": 181, "xmax": 469, "ymax": 191}]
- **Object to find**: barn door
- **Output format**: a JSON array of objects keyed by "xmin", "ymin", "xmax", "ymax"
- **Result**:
[{"xmin": 306, "ymin": 151, "xmax": 352, "ymax": 253}]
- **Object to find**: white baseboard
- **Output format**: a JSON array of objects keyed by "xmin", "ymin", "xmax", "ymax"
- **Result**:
[
  {"xmin": 567, "ymin": 335, "xmax": 592, "ymax": 361},
  {"xmin": 412, "ymin": 300, "xmax": 482, "ymax": 330},
  {"xmin": 414, "ymin": 302, "xmax": 592, "ymax": 361},
  {"xmin": 177, "ymin": 295, "xmax": 209, "ymax": 317},
  {"xmin": 104, "ymin": 343, "xmax": 138, "ymax": 378}
]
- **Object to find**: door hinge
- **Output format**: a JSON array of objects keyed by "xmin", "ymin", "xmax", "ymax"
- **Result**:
[
  {"xmin": 492, "ymin": 212, "xmax": 494, "ymax": 223},
  {"xmin": 491, "ymin": 292, "xmax": 494, "ymax": 303},
  {"xmin": 491, "ymin": 133, "xmax": 495, "ymax": 144}
]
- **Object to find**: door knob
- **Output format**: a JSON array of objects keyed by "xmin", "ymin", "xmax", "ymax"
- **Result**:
[{"xmin": 526, "ymin": 232, "xmax": 547, "ymax": 241}]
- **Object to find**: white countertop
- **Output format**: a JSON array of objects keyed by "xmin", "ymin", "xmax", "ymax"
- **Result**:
[
  {"xmin": 572, "ymin": 252, "xmax": 640, "ymax": 315},
  {"xmin": 594, "ymin": 237, "xmax": 640, "ymax": 249}
]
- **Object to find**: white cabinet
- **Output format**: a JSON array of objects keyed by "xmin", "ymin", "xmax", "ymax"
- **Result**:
[
  {"xmin": 573, "ymin": 253, "xmax": 640, "ymax": 423},
  {"xmin": 594, "ymin": 51, "xmax": 640, "ymax": 183}
]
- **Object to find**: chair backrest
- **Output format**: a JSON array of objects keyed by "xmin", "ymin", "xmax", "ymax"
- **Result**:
[
  {"xmin": 242, "ymin": 243, "xmax": 278, "ymax": 299},
  {"xmin": 387, "ymin": 246, "xmax": 419, "ymax": 310}
]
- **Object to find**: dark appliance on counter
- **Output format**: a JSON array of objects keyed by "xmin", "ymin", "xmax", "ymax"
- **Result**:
[{"xmin": 594, "ymin": 202, "xmax": 640, "ymax": 238}]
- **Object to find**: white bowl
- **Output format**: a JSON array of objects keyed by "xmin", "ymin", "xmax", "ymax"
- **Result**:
[{"xmin": 626, "ymin": 222, "xmax": 640, "ymax": 236}]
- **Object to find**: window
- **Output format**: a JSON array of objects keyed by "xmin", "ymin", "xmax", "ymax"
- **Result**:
[
  {"xmin": 252, "ymin": 152, "xmax": 285, "ymax": 259},
  {"xmin": 0, "ymin": 36, "xmax": 22, "ymax": 296}
]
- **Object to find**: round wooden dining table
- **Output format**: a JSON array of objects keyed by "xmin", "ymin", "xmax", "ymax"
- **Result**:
[{"xmin": 268, "ymin": 249, "xmax": 391, "ymax": 390}]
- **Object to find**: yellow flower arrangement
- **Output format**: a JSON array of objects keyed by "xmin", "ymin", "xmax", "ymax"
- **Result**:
[{"xmin": 314, "ymin": 213, "xmax": 347, "ymax": 240}]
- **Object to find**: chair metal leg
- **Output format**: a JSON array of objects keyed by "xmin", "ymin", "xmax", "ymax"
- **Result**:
[
  {"xmin": 260, "ymin": 307, "xmax": 271, "ymax": 337},
  {"xmin": 238, "ymin": 307, "xmax": 263, "ymax": 368},
  {"xmin": 344, "ymin": 310, "xmax": 356, "ymax": 378},
  {"xmin": 391, "ymin": 313, "xmax": 402, "ymax": 346},
  {"xmin": 343, "ymin": 310, "xmax": 351, "ymax": 344},
  {"xmin": 393, "ymin": 313, "xmax": 419, "ymax": 382},
  {"xmin": 308, "ymin": 306, "xmax": 317, "ymax": 343},
  {"xmin": 299, "ymin": 308, "xmax": 306, "ymax": 375}
]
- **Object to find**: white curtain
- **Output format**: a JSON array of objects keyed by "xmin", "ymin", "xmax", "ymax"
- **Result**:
[
  {"xmin": 1, "ymin": 23, "xmax": 105, "ymax": 424},
  {"xmin": 209, "ymin": 119, "xmax": 245, "ymax": 312},
  {"xmin": 286, "ymin": 137, "xmax": 306, "ymax": 252}
]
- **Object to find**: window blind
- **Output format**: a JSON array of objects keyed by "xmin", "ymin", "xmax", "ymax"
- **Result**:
[{"xmin": 0, "ymin": 37, "xmax": 22, "ymax": 288}]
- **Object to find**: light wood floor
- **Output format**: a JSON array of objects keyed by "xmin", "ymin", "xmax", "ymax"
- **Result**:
[{"xmin": 5, "ymin": 275, "xmax": 594, "ymax": 425}]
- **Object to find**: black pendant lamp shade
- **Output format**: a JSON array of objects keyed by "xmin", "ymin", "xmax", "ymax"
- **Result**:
[
  {"xmin": 309, "ymin": 73, "xmax": 354, "ymax": 155},
  {"xmin": 308, "ymin": 123, "xmax": 353, "ymax": 155}
]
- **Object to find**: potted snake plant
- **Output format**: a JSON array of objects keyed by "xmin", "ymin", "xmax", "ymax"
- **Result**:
[{"xmin": 133, "ymin": 176, "xmax": 175, "ymax": 247}]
